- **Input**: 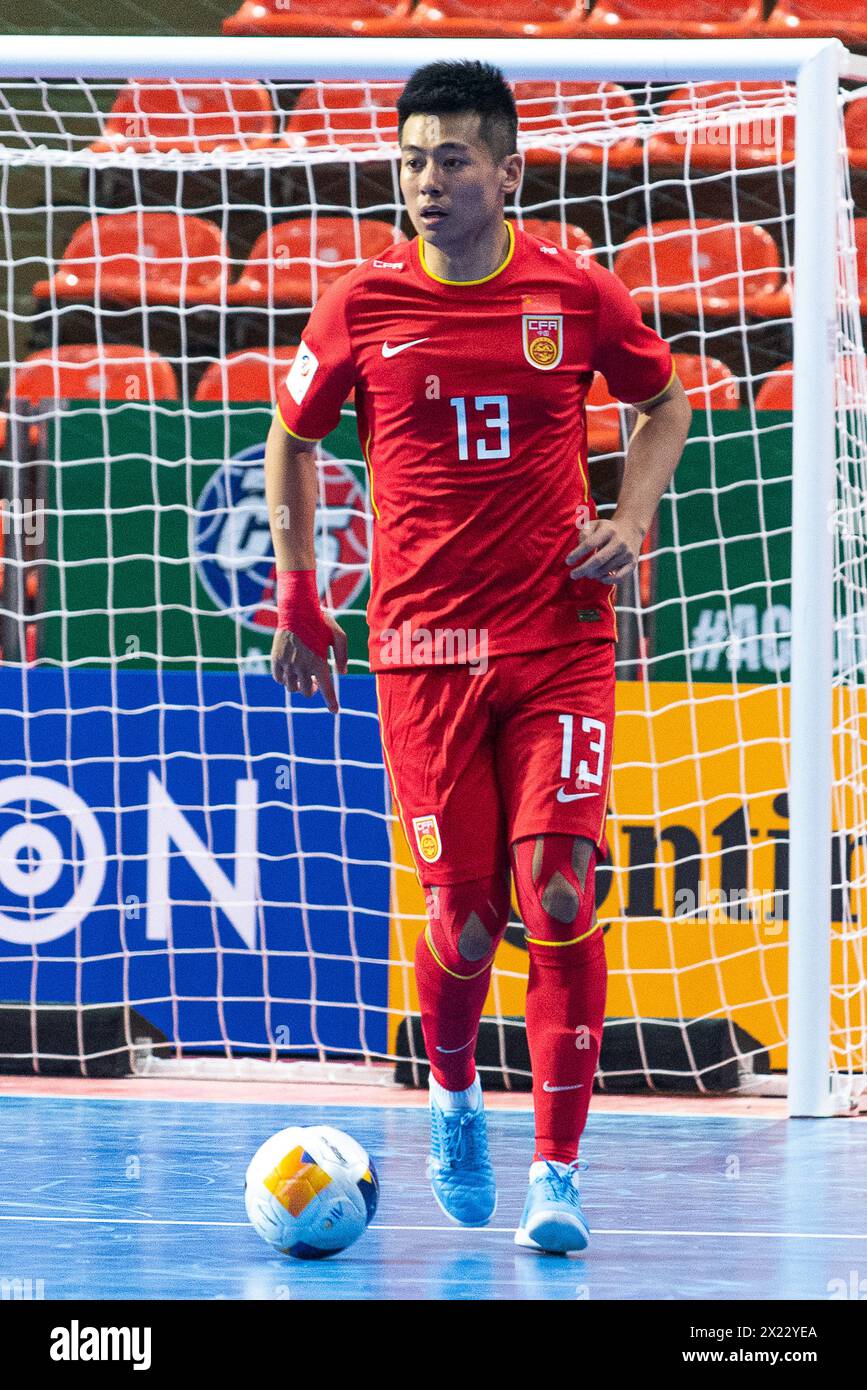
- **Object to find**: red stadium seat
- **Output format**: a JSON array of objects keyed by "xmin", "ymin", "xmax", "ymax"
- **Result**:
[
  {"xmin": 31, "ymin": 213, "xmax": 228, "ymax": 307},
  {"xmin": 852, "ymin": 219, "xmax": 867, "ymax": 317},
  {"xmin": 225, "ymin": 218, "xmax": 401, "ymax": 307},
  {"xmin": 222, "ymin": 0, "xmax": 413, "ymax": 37},
  {"xmin": 587, "ymin": 351, "xmax": 738, "ymax": 452},
  {"xmin": 826, "ymin": 218, "xmax": 867, "ymax": 316},
  {"xmin": 284, "ymin": 82, "xmax": 402, "ymax": 152},
  {"xmin": 194, "ymin": 349, "xmax": 298, "ymax": 403},
  {"xmin": 765, "ymin": 0, "xmax": 867, "ymax": 46},
  {"xmin": 674, "ymin": 352, "xmax": 740, "ymax": 408},
  {"xmin": 845, "ymin": 99, "xmax": 867, "ymax": 172},
  {"xmin": 752, "ymin": 218, "xmax": 867, "ymax": 321},
  {"xmin": 648, "ymin": 82, "xmax": 796, "ymax": 169},
  {"xmin": 587, "ymin": 0, "xmax": 763, "ymax": 37},
  {"xmin": 747, "ymin": 278, "xmax": 792, "ymax": 320},
  {"xmin": 754, "ymin": 363, "xmax": 793, "ymax": 410},
  {"xmin": 515, "ymin": 81, "xmax": 641, "ymax": 168},
  {"xmin": 8, "ymin": 346, "xmax": 179, "ymax": 403},
  {"xmin": 613, "ymin": 219, "xmax": 783, "ymax": 318},
  {"xmin": 515, "ymin": 218, "xmax": 593, "ymax": 255},
  {"xmin": 757, "ymin": 351, "xmax": 867, "ymax": 412},
  {"xmin": 408, "ymin": 0, "xmax": 585, "ymax": 38},
  {"xmin": 91, "ymin": 80, "xmax": 275, "ymax": 155},
  {"xmin": 586, "ymin": 373, "xmax": 628, "ymax": 454}
]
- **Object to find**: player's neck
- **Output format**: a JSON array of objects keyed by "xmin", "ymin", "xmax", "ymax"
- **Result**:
[{"xmin": 421, "ymin": 220, "xmax": 511, "ymax": 284}]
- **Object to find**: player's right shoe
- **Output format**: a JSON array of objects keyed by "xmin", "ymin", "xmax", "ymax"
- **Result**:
[
  {"xmin": 514, "ymin": 1158, "xmax": 590, "ymax": 1254},
  {"xmin": 427, "ymin": 1077, "xmax": 497, "ymax": 1227}
]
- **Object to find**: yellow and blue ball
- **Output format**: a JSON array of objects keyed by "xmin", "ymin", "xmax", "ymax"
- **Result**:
[{"xmin": 244, "ymin": 1124, "xmax": 379, "ymax": 1259}]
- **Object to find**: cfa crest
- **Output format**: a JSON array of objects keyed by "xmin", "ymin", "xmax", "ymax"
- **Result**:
[
  {"xmin": 522, "ymin": 314, "xmax": 563, "ymax": 370},
  {"xmin": 412, "ymin": 814, "xmax": 442, "ymax": 864}
]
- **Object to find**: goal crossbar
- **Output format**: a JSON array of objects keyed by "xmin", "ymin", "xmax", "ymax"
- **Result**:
[{"xmin": 0, "ymin": 35, "xmax": 853, "ymax": 83}]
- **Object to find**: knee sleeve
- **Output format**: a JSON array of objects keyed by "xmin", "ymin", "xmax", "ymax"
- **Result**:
[
  {"xmin": 511, "ymin": 834, "xmax": 601, "ymax": 962},
  {"xmin": 423, "ymin": 869, "xmax": 512, "ymax": 980}
]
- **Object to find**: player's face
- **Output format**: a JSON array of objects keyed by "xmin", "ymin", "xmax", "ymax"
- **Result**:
[{"xmin": 399, "ymin": 112, "xmax": 521, "ymax": 251}]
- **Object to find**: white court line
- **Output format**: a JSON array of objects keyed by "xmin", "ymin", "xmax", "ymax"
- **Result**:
[
  {"xmin": 1, "ymin": 1213, "xmax": 866, "ymax": 1240},
  {"xmin": 0, "ymin": 1091, "xmax": 533, "ymax": 1110},
  {"xmin": 0, "ymin": 1093, "xmax": 788, "ymax": 1119}
]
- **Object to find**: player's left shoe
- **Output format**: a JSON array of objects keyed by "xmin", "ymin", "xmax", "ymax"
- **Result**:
[{"xmin": 514, "ymin": 1158, "xmax": 590, "ymax": 1254}]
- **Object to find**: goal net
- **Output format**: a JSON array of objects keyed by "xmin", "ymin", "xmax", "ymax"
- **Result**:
[{"xmin": 0, "ymin": 37, "xmax": 864, "ymax": 1113}]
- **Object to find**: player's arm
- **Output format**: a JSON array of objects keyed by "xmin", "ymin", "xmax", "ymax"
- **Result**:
[
  {"xmin": 265, "ymin": 416, "xmax": 347, "ymax": 714},
  {"xmin": 267, "ymin": 283, "xmax": 355, "ymax": 711},
  {"xmin": 568, "ymin": 374, "xmax": 692, "ymax": 584},
  {"xmin": 569, "ymin": 263, "xmax": 692, "ymax": 584}
]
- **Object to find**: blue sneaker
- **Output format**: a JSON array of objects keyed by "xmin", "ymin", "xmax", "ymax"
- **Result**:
[
  {"xmin": 427, "ymin": 1079, "xmax": 497, "ymax": 1227},
  {"xmin": 514, "ymin": 1159, "xmax": 590, "ymax": 1254}
]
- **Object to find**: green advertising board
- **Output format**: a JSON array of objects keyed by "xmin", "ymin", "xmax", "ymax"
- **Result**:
[
  {"xmin": 39, "ymin": 402, "xmax": 808, "ymax": 682},
  {"xmin": 42, "ymin": 403, "xmax": 371, "ymax": 670},
  {"xmin": 653, "ymin": 410, "xmax": 794, "ymax": 684}
]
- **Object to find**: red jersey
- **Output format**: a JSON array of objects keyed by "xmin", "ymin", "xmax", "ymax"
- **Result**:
[{"xmin": 276, "ymin": 223, "xmax": 673, "ymax": 672}]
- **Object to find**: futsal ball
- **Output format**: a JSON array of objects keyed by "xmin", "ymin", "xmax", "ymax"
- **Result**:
[{"xmin": 244, "ymin": 1124, "xmax": 379, "ymax": 1259}]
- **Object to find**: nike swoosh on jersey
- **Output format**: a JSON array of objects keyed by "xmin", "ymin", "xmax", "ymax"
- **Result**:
[
  {"xmin": 542, "ymin": 1080, "xmax": 584, "ymax": 1092},
  {"xmin": 381, "ymin": 337, "xmax": 430, "ymax": 358},
  {"xmin": 556, "ymin": 788, "xmax": 598, "ymax": 803},
  {"xmin": 436, "ymin": 1038, "xmax": 474, "ymax": 1054}
]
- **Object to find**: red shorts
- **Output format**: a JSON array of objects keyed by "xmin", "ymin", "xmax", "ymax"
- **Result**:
[{"xmin": 375, "ymin": 639, "xmax": 616, "ymax": 886}]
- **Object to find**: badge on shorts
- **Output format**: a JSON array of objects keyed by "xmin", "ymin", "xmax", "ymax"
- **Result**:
[
  {"xmin": 522, "ymin": 312, "xmax": 563, "ymax": 371},
  {"xmin": 412, "ymin": 814, "xmax": 442, "ymax": 864}
]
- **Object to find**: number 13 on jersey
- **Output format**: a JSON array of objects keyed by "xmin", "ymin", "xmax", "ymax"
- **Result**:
[{"xmin": 449, "ymin": 394, "xmax": 510, "ymax": 461}]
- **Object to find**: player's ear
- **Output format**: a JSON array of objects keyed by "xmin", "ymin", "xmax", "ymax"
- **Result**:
[{"xmin": 501, "ymin": 151, "xmax": 523, "ymax": 197}]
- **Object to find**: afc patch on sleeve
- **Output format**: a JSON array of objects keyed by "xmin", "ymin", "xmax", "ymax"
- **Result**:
[{"xmin": 285, "ymin": 342, "xmax": 319, "ymax": 405}]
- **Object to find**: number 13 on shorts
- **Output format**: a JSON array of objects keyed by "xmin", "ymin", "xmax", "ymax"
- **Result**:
[{"xmin": 558, "ymin": 713, "xmax": 606, "ymax": 798}]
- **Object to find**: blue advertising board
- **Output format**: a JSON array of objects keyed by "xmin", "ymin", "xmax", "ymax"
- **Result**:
[{"xmin": 0, "ymin": 669, "xmax": 391, "ymax": 1058}]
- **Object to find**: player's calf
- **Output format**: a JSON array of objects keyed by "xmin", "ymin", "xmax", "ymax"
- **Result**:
[
  {"xmin": 415, "ymin": 870, "xmax": 511, "ymax": 1091},
  {"xmin": 512, "ymin": 834, "xmax": 607, "ymax": 1165}
]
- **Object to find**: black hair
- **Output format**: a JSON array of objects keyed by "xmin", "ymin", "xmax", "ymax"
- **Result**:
[{"xmin": 397, "ymin": 60, "xmax": 518, "ymax": 163}]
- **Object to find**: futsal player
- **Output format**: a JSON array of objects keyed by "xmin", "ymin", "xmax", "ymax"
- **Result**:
[{"xmin": 266, "ymin": 61, "xmax": 691, "ymax": 1253}]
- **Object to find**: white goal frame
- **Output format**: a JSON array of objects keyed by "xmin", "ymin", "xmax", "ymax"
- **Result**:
[{"xmin": 1, "ymin": 32, "xmax": 864, "ymax": 1118}]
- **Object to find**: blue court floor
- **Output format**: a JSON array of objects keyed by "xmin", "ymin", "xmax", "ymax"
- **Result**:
[{"xmin": 2, "ymin": 1095, "xmax": 866, "ymax": 1300}]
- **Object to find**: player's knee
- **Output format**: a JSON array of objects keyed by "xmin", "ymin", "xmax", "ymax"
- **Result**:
[
  {"xmin": 423, "ymin": 870, "xmax": 511, "ymax": 979},
  {"xmin": 512, "ymin": 834, "xmax": 601, "ymax": 957},
  {"xmin": 457, "ymin": 912, "xmax": 496, "ymax": 962},
  {"xmin": 540, "ymin": 870, "xmax": 580, "ymax": 924}
]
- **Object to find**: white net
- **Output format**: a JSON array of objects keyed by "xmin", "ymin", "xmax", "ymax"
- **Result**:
[{"xmin": 0, "ymin": 69, "xmax": 864, "ymax": 1104}]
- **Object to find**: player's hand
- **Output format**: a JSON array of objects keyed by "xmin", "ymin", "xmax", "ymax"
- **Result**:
[
  {"xmin": 270, "ymin": 615, "xmax": 349, "ymax": 714},
  {"xmin": 566, "ymin": 516, "xmax": 644, "ymax": 585}
]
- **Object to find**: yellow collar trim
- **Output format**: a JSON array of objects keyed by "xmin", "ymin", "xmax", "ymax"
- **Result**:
[{"xmin": 418, "ymin": 220, "xmax": 515, "ymax": 286}]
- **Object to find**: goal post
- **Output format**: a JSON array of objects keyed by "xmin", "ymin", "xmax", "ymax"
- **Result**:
[
  {"xmin": 0, "ymin": 34, "xmax": 864, "ymax": 1116},
  {"xmin": 787, "ymin": 40, "xmax": 838, "ymax": 1118}
]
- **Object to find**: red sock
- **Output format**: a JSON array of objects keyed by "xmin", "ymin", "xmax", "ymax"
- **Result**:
[
  {"xmin": 525, "ymin": 930, "xmax": 607, "ymax": 1163},
  {"xmin": 512, "ymin": 835, "xmax": 608, "ymax": 1164},
  {"xmin": 414, "ymin": 873, "xmax": 511, "ymax": 1092}
]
